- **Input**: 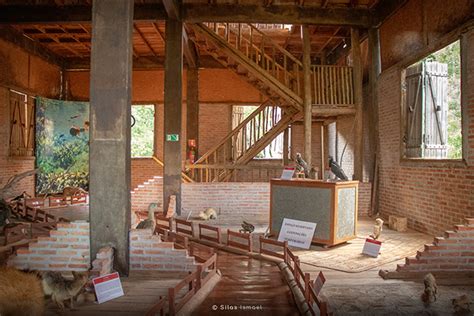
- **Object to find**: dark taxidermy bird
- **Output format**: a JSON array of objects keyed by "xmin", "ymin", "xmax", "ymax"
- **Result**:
[
  {"xmin": 328, "ymin": 156, "xmax": 348, "ymax": 180},
  {"xmin": 295, "ymin": 152, "xmax": 310, "ymax": 178},
  {"xmin": 240, "ymin": 221, "xmax": 255, "ymax": 234},
  {"xmin": 136, "ymin": 202, "xmax": 160, "ymax": 231}
]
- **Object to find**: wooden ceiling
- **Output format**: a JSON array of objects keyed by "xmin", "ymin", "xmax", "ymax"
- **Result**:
[{"xmin": 1, "ymin": 0, "xmax": 389, "ymax": 68}]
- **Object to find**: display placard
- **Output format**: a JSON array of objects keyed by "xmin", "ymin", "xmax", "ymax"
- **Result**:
[
  {"xmin": 277, "ymin": 218, "xmax": 317, "ymax": 249},
  {"xmin": 362, "ymin": 238, "xmax": 382, "ymax": 258},
  {"xmin": 280, "ymin": 167, "xmax": 295, "ymax": 180},
  {"xmin": 92, "ymin": 272, "xmax": 124, "ymax": 304}
]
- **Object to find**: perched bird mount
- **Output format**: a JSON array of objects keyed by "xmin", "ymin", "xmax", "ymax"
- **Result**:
[
  {"xmin": 136, "ymin": 202, "xmax": 160, "ymax": 231},
  {"xmin": 328, "ymin": 156, "xmax": 349, "ymax": 181},
  {"xmin": 295, "ymin": 153, "xmax": 310, "ymax": 178},
  {"xmin": 240, "ymin": 221, "xmax": 255, "ymax": 234}
]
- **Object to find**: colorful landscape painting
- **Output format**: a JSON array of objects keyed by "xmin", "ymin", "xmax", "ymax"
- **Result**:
[{"xmin": 35, "ymin": 98, "xmax": 89, "ymax": 195}]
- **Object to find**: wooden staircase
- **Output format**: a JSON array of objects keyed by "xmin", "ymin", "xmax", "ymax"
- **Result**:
[{"xmin": 187, "ymin": 23, "xmax": 355, "ymax": 182}]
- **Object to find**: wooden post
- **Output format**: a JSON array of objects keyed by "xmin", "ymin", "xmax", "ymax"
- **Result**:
[
  {"xmin": 302, "ymin": 24, "xmax": 312, "ymax": 166},
  {"xmin": 164, "ymin": 18, "xmax": 183, "ymax": 215},
  {"xmin": 186, "ymin": 67, "xmax": 199, "ymax": 157},
  {"xmin": 351, "ymin": 28, "xmax": 363, "ymax": 181},
  {"xmin": 283, "ymin": 125, "xmax": 289, "ymax": 165},
  {"xmin": 368, "ymin": 27, "xmax": 381, "ymax": 215},
  {"xmin": 320, "ymin": 124, "xmax": 325, "ymax": 179},
  {"xmin": 89, "ymin": 0, "xmax": 133, "ymax": 275}
]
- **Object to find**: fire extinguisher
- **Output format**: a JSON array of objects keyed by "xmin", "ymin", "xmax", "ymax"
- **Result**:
[{"xmin": 188, "ymin": 139, "xmax": 197, "ymax": 163}]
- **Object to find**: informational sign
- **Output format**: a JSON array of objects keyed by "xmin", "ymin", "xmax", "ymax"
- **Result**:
[
  {"xmin": 166, "ymin": 134, "xmax": 179, "ymax": 142},
  {"xmin": 313, "ymin": 271, "xmax": 326, "ymax": 297},
  {"xmin": 280, "ymin": 167, "xmax": 296, "ymax": 180},
  {"xmin": 92, "ymin": 272, "xmax": 124, "ymax": 304},
  {"xmin": 362, "ymin": 238, "xmax": 382, "ymax": 258},
  {"xmin": 278, "ymin": 218, "xmax": 317, "ymax": 249}
]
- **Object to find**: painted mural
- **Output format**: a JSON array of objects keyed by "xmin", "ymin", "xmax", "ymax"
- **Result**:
[{"xmin": 35, "ymin": 98, "xmax": 89, "ymax": 195}]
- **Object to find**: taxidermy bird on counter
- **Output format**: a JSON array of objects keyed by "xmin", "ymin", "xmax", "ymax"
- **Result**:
[
  {"xmin": 295, "ymin": 152, "xmax": 310, "ymax": 178},
  {"xmin": 240, "ymin": 221, "xmax": 255, "ymax": 234},
  {"xmin": 136, "ymin": 202, "xmax": 160, "ymax": 231},
  {"xmin": 328, "ymin": 156, "xmax": 349, "ymax": 180},
  {"xmin": 370, "ymin": 218, "xmax": 384, "ymax": 240}
]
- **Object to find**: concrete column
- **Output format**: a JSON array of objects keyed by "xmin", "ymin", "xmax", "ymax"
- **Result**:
[
  {"xmin": 186, "ymin": 67, "xmax": 199, "ymax": 157},
  {"xmin": 89, "ymin": 0, "xmax": 133, "ymax": 275},
  {"xmin": 163, "ymin": 18, "xmax": 183, "ymax": 215}
]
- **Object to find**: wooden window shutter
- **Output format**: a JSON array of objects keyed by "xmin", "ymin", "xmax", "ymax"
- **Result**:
[
  {"xmin": 9, "ymin": 90, "xmax": 35, "ymax": 157},
  {"xmin": 404, "ymin": 63, "xmax": 423, "ymax": 158}
]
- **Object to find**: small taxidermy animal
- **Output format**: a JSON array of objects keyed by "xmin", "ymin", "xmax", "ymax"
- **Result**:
[
  {"xmin": 240, "ymin": 221, "xmax": 255, "ymax": 234},
  {"xmin": 136, "ymin": 202, "xmax": 160, "ymax": 231},
  {"xmin": 0, "ymin": 266, "xmax": 45, "ymax": 316},
  {"xmin": 421, "ymin": 273, "xmax": 438, "ymax": 305},
  {"xmin": 452, "ymin": 294, "xmax": 471, "ymax": 315},
  {"xmin": 370, "ymin": 218, "xmax": 384, "ymax": 240},
  {"xmin": 62, "ymin": 186, "xmax": 87, "ymax": 196},
  {"xmin": 42, "ymin": 270, "xmax": 89, "ymax": 311},
  {"xmin": 198, "ymin": 207, "xmax": 218, "ymax": 220},
  {"xmin": 295, "ymin": 152, "xmax": 310, "ymax": 178},
  {"xmin": 328, "ymin": 156, "xmax": 349, "ymax": 181}
]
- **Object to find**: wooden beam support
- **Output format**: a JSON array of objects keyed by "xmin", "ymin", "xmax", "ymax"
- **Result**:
[
  {"xmin": 371, "ymin": 0, "xmax": 408, "ymax": 27},
  {"xmin": 0, "ymin": 4, "xmax": 167, "ymax": 24},
  {"xmin": 89, "ymin": 0, "xmax": 133, "ymax": 276},
  {"xmin": 183, "ymin": 27, "xmax": 198, "ymax": 68},
  {"xmin": 186, "ymin": 67, "xmax": 199, "ymax": 156},
  {"xmin": 0, "ymin": 25, "xmax": 65, "ymax": 68},
  {"xmin": 351, "ymin": 27, "xmax": 363, "ymax": 181},
  {"xmin": 163, "ymin": 18, "xmax": 183, "ymax": 215},
  {"xmin": 283, "ymin": 126, "xmax": 289, "ymax": 165},
  {"xmin": 163, "ymin": 0, "xmax": 181, "ymax": 20},
  {"xmin": 302, "ymin": 25, "xmax": 312, "ymax": 166},
  {"xmin": 183, "ymin": 4, "xmax": 372, "ymax": 26},
  {"xmin": 0, "ymin": 4, "xmax": 373, "ymax": 26}
]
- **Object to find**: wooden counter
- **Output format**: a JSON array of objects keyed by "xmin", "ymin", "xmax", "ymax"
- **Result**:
[{"xmin": 270, "ymin": 179, "xmax": 359, "ymax": 246}]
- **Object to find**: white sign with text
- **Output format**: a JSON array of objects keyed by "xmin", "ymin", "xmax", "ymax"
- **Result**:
[
  {"xmin": 278, "ymin": 218, "xmax": 317, "ymax": 249},
  {"xmin": 362, "ymin": 238, "xmax": 382, "ymax": 258},
  {"xmin": 280, "ymin": 167, "xmax": 296, "ymax": 180},
  {"xmin": 92, "ymin": 272, "xmax": 124, "ymax": 304}
]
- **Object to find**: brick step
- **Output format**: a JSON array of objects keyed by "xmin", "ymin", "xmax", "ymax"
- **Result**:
[
  {"xmin": 465, "ymin": 218, "xmax": 474, "ymax": 226},
  {"xmin": 434, "ymin": 237, "xmax": 457, "ymax": 245},
  {"xmin": 445, "ymin": 230, "xmax": 457, "ymax": 238},
  {"xmin": 455, "ymin": 224, "xmax": 474, "ymax": 232}
]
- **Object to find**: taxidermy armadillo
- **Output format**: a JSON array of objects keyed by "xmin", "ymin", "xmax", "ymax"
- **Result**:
[
  {"xmin": 198, "ymin": 208, "xmax": 217, "ymax": 220},
  {"xmin": 240, "ymin": 221, "xmax": 255, "ymax": 234}
]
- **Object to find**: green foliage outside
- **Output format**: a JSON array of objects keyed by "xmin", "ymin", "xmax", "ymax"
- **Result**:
[
  {"xmin": 426, "ymin": 40, "xmax": 462, "ymax": 159},
  {"xmin": 131, "ymin": 105, "xmax": 155, "ymax": 157}
]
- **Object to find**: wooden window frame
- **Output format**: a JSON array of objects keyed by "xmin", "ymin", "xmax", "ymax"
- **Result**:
[
  {"xmin": 399, "ymin": 31, "xmax": 470, "ymax": 167},
  {"xmin": 8, "ymin": 89, "xmax": 35, "ymax": 159}
]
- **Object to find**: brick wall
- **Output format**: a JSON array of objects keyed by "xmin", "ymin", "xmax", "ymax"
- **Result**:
[
  {"xmin": 199, "ymin": 103, "xmax": 231, "ymax": 155},
  {"xmin": 377, "ymin": 28, "xmax": 474, "ymax": 236},
  {"xmin": 131, "ymin": 158, "xmax": 162, "ymax": 190},
  {"xmin": 358, "ymin": 182, "xmax": 372, "ymax": 217},
  {"xmin": 396, "ymin": 218, "xmax": 474, "ymax": 272},
  {"xmin": 129, "ymin": 229, "xmax": 197, "ymax": 271},
  {"xmin": 8, "ymin": 221, "xmax": 90, "ymax": 271}
]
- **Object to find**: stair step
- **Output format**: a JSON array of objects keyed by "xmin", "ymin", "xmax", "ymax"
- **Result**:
[
  {"xmin": 465, "ymin": 218, "xmax": 474, "ymax": 226},
  {"xmin": 444, "ymin": 230, "xmax": 456, "ymax": 238}
]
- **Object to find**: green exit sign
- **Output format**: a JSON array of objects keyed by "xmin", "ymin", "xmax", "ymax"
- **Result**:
[{"xmin": 166, "ymin": 134, "xmax": 179, "ymax": 142}]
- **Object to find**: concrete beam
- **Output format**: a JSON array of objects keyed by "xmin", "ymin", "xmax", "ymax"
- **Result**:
[
  {"xmin": 89, "ymin": 0, "xmax": 133, "ymax": 276},
  {"xmin": 163, "ymin": 18, "xmax": 183, "ymax": 215}
]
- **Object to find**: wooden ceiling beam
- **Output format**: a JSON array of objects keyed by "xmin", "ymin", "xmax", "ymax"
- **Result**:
[
  {"xmin": 0, "ymin": 25, "xmax": 65, "ymax": 67},
  {"xmin": 0, "ymin": 4, "xmax": 373, "ymax": 26},
  {"xmin": 162, "ymin": 0, "xmax": 181, "ymax": 20},
  {"xmin": 183, "ymin": 26, "xmax": 198, "ymax": 68},
  {"xmin": 371, "ymin": 0, "xmax": 408, "ymax": 27},
  {"xmin": 134, "ymin": 24, "xmax": 159, "ymax": 56},
  {"xmin": 182, "ymin": 4, "xmax": 372, "ymax": 26}
]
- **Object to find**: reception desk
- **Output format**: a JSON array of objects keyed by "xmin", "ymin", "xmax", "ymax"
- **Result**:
[{"xmin": 270, "ymin": 179, "xmax": 359, "ymax": 246}]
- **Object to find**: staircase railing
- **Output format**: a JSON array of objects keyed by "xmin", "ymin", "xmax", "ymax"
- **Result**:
[
  {"xmin": 311, "ymin": 65, "xmax": 354, "ymax": 106},
  {"xmin": 195, "ymin": 23, "xmax": 303, "ymax": 110},
  {"xmin": 188, "ymin": 99, "xmax": 298, "ymax": 182},
  {"xmin": 152, "ymin": 155, "xmax": 194, "ymax": 183}
]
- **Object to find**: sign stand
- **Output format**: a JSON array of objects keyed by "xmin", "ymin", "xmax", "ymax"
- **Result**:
[
  {"xmin": 362, "ymin": 238, "xmax": 382, "ymax": 258},
  {"xmin": 92, "ymin": 272, "xmax": 124, "ymax": 304}
]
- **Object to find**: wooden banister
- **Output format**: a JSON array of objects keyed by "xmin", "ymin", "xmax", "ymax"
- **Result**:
[{"xmin": 151, "ymin": 155, "xmax": 194, "ymax": 183}]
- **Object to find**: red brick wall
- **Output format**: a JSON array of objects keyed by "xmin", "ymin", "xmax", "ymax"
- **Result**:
[
  {"xmin": 198, "ymin": 103, "xmax": 231, "ymax": 156},
  {"xmin": 377, "ymin": 27, "xmax": 474, "ymax": 236},
  {"xmin": 396, "ymin": 218, "xmax": 474, "ymax": 272},
  {"xmin": 8, "ymin": 221, "xmax": 90, "ymax": 271},
  {"xmin": 358, "ymin": 182, "xmax": 372, "ymax": 217},
  {"xmin": 0, "ymin": 38, "xmax": 61, "ymax": 197},
  {"xmin": 129, "ymin": 229, "xmax": 197, "ymax": 271},
  {"xmin": 131, "ymin": 158, "xmax": 162, "ymax": 190}
]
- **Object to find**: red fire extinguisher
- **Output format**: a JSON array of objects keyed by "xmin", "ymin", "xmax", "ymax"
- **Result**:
[{"xmin": 188, "ymin": 139, "xmax": 197, "ymax": 163}]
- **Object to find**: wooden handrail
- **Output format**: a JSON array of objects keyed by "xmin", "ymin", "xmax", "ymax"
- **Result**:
[
  {"xmin": 192, "ymin": 99, "xmax": 272, "ymax": 165},
  {"xmin": 175, "ymin": 218, "xmax": 194, "ymax": 237},
  {"xmin": 198, "ymin": 223, "xmax": 221, "ymax": 244},
  {"xmin": 259, "ymin": 236, "xmax": 287, "ymax": 259},
  {"xmin": 152, "ymin": 155, "xmax": 194, "ymax": 183},
  {"xmin": 226, "ymin": 229, "xmax": 253, "ymax": 252}
]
